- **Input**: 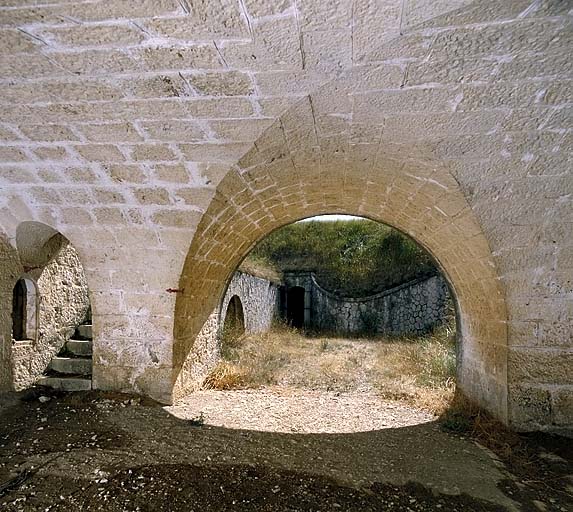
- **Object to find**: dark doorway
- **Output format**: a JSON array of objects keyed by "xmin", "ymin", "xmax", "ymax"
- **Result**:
[
  {"xmin": 287, "ymin": 286, "xmax": 305, "ymax": 328},
  {"xmin": 12, "ymin": 277, "xmax": 38, "ymax": 341}
]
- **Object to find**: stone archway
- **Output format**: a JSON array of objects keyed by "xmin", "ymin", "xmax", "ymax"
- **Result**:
[
  {"xmin": 173, "ymin": 86, "xmax": 508, "ymax": 422},
  {"xmin": 222, "ymin": 295, "xmax": 246, "ymax": 341}
]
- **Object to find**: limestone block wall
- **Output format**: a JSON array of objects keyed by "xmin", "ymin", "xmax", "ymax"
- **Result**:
[
  {"xmin": 12, "ymin": 239, "xmax": 90, "ymax": 389},
  {"xmin": 0, "ymin": 0, "xmax": 570, "ymax": 432},
  {"xmin": 311, "ymin": 275, "xmax": 449, "ymax": 336}
]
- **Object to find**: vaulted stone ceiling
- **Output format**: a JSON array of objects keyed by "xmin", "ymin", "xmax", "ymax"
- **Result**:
[{"xmin": 0, "ymin": 0, "xmax": 571, "ymax": 431}]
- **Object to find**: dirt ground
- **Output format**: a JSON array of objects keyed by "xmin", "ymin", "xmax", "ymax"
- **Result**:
[{"xmin": 0, "ymin": 387, "xmax": 571, "ymax": 512}]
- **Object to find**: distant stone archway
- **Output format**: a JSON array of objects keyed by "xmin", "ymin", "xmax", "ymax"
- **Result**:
[{"xmin": 222, "ymin": 295, "xmax": 245, "ymax": 341}]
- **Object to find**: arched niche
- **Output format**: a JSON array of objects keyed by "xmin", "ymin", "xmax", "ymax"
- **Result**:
[
  {"xmin": 8, "ymin": 221, "xmax": 92, "ymax": 390},
  {"xmin": 222, "ymin": 295, "xmax": 246, "ymax": 341}
]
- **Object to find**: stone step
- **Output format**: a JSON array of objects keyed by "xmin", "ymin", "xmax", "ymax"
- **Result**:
[
  {"xmin": 66, "ymin": 339, "xmax": 92, "ymax": 357},
  {"xmin": 49, "ymin": 357, "xmax": 92, "ymax": 376},
  {"xmin": 37, "ymin": 376, "xmax": 92, "ymax": 392},
  {"xmin": 76, "ymin": 324, "xmax": 93, "ymax": 340}
]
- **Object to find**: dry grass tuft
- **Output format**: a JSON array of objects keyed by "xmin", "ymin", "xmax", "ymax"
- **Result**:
[
  {"xmin": 204, "ymin": 321, "xmax": 458, "ymax": 415},
  {"xmin": 203, "ymin": 361, "xmax": 247, "ymax": 390},
  {"xmin": 372, "ymin": 322, "xmax": 457, "ymax": 414}
]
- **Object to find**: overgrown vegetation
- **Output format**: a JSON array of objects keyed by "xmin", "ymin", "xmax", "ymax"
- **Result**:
[
  {"xmin": 204, "ymin": 322, "xmax": 457, "ymax": 415},
  {"xmin": 245, "ymin": 218, "xmax": 437, "ymax": 296}
]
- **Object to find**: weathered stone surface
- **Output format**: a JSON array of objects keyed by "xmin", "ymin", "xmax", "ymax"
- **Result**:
[
  {"xmin": 80, "ymin": 123, "xmax": 143, "ymax": 143},
  {"xmin": 552, "ymin": 388, "xmax": 573, "ymax": 427},
  {"xmin": 508, "ymin": 385, "xmax": 552, "ymax": 430},
  {"xmin": 0, "ymin": 0, "xmax": 570, "ymax": 432},
  {"xmin": 66, "ymin": 339, "xmax": 93, "ymax": 357},
  {"xmin": 49, "ymin": 356, "xmax": 92, "ymax": 375},
  {"xmin": 292, "ymin": 273, "xmax": 450, "ymax": 336},
  {"xmin": 183, "ymin": 71, "xmax": 254, "ymax": 97},
  {"xmin": 39, "ymin": 24, "xmax": 145, "ymax": 47},
  {"xmin": 36, "ymin": 375, "xmax": 92, "ymax": 391},
  {"xmin": 136, "ymin": 45, "xmax": 223, "ymax": 71}
]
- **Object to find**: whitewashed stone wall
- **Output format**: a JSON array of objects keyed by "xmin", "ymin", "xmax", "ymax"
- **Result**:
[{"xmin": 311, "ymin": 274, "xmax": 449, "ymax": 336}]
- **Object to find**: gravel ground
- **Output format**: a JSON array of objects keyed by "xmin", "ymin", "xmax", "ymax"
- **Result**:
[
  {"xmin": 0, "ymin": 388, "xmax": 571, "ymax": 511},
  {"xmin": 168, "ymin": 387, "xmax": 434, "ymax": 433}
]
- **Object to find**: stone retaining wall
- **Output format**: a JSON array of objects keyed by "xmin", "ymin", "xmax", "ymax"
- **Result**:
[{"xmin": 311, "ymin": 274, "xmax": 449, "ymax": 336}]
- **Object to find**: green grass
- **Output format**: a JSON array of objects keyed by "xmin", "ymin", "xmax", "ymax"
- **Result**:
[{"xmin": 247, "ymin": 219, "xmax": 437, "ymax": 296}]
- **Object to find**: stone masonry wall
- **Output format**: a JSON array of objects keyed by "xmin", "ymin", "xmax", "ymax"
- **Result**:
[
  {"xmin": 0, "ymin": 0, "xmax": 571, "ymax": 432},
  {"xmin": 221, "ymin": 270, "xmax": 279, "ymax": 335},
  {"xmin": 311, "ymin": 274, "xmax": 449, "ymax": 336},
  {"xmin": 174, "ymin": 270, "xmax": 279, "ymax": 396},
  {"xmin": 12, "ymin": 239, "xmax": 90, "ymax": 389}
]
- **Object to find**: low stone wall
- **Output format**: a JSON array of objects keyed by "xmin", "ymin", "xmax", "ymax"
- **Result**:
[{"xmin": 309, "ymin": 274, "xmax": 449, "ymax": 336}]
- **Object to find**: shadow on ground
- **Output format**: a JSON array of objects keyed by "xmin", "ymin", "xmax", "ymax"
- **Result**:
[{"xmin": 0, "ymin": 389, "xmax": 571, "ymax": 511}]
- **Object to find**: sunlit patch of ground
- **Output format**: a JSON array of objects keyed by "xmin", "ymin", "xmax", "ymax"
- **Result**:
[{"xmin": 167, "ymin": 388, "xmax": 434, "ymax": 434}]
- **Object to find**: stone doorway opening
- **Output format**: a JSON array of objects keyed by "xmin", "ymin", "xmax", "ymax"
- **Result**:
[
  {"xmin": 12, "ymin": 277, "xmax": 38, "ymax": 342},
  {"xmin": 286, "ymin": 286, "xmax": 305, "ymax": 329},
  {"xmin": 222, "ymin": 295, "xmax": 246, "ymax": 343}
]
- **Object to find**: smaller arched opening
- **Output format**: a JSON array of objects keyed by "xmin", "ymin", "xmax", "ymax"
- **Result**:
[
  {"xmin": 12, "ymin": 277, "xmax": 38, "ymax": 342},
  {"xmin": 286, "ymin": 286, "xmax": 306, "ymax": 329},
  {"xmin": 222, "ymin": 295, "xmax": 245, "ymax": 343},
  {"xmin": 8, "ymin": 221, "xmax": 92, "ymax": 392}
]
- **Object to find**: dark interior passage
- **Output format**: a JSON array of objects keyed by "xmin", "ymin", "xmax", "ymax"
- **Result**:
[
  {"xmin": 287, "ymin": 286, "xmax": 305, "ymax": 328},
  {"xmin": 12, "ymin": 278, "xmax": 27, "ymax": 341}
]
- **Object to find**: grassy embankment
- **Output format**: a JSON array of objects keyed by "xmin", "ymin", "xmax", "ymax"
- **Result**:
[{"xmin": 243, "ymin": 218, "xmax": 437, "ymax": 296}]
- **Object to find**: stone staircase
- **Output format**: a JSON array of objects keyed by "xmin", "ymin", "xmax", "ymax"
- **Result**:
[{"xmin": 37, "ymin": 324, "xmax": 93, "ymax": 391}]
